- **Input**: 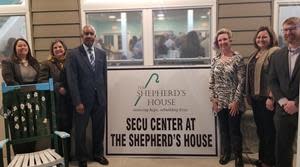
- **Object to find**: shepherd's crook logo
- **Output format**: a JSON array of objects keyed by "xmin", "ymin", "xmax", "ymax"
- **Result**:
[{"xmin": 134, "ymin": 73, "xmax": 159, "ymax": 106}]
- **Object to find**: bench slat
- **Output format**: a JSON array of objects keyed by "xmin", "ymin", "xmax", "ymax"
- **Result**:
[
  {"xmin": 22, "ymin": 154, "xmax": 29, "ymax": 167},
  {"xmin": 38, "ymin": 151, "xmax": 49, "ymax": 164},
  {"xmin": 14, "ymin": 154, "xmax": 24, "ymax": 167},
  {"xmin": 34, "ymin": 152, "xmax": 42, "ymax": 165},
  {"xmin": 44, "ymin": 149, "xmax": 56, "ymax": 162},
  {"xmin": 8, "ymin": 154, "xmax": 20, "ymax": 167},
  {"xmin": 29, "ymin": 153, "xmax": 35, "ymax": 166},
  {"xmin": 48, "ymin": 149, "xmax": 61, "ymax": 160}
]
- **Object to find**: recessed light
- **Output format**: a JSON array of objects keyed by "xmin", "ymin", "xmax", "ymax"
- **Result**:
[{"xmin": 109, "ymin": 15, "xmax": 116, "ymax": 19}]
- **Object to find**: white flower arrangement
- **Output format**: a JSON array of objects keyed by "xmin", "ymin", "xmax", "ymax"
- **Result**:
[
  {"xmin": 6, "ymin": 109, "xmax": 11, "ymax": 116},
  {"xmin": 43, "ymin": 118, "xmax": 48, "ymax": 124},
  {"xmin": 35, "ymin": 104, "xmax": 40, "ymax": 111},
  {"xmin": 27, "ymin": 103, "xmax": 32, "ymax": 109},
  {"xmin": 26, "ymin": 93, "xmax": 31, "ymax": 99},
  {"xmin": 34, "ymin": 92, "xmax": 38, "ymax": 97},
  {"xmin": 41, "ymin": 96, "xmax": 46, "ymax": 101},
  {"xmin": 20, "ymin": 103, "xmax": 25, "ymax": 110},
  {"xmin": 15, "ymin": 124, "xmax": 19, "ymax": 129},
  {"xmin": 13, "ymin": 106, "xmax": 18, "ymax": 111}
]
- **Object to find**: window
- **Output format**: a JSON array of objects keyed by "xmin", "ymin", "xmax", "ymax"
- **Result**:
[
  {"xmin": 275, "ymin": 0, "xmax": 300, "ymax": 47},
  {"xmin": 82, "ymin": 0, "xmax": 216, "ymax": 67},
  {"xmin": 0, "ymin": 0, "xmax": 29, "ymax": 62},
  {"xmin": 86, "ymin": 11, "xmax": 143, "ymax": 66},
  {"xmin": 153, "ymin": 8, "xmax": 211, "ymax": 65},
  {"xmin": 0, "ymin": 0, "xmax": 23, "ymax": 5},
  {"xmin": 0, "ymin": 16, "xmax": 26, "ymax": 61}
]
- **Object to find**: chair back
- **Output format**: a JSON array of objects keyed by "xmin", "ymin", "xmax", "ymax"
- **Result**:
[{"xmin": 1, "ymin": 79, "xmax": 57, "ymax": 163}]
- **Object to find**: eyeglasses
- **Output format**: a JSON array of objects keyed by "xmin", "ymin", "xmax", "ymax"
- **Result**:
[
  {"xmin": 83, "ymin": 32, "xmax": 95, "ymax": 36},
  {"xmin": 281, "ymin": 25, "xmax": 300, "ymax": 33}
]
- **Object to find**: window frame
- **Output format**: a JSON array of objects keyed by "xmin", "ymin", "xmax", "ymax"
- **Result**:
[
  {"xmin": 81, "ymin": 0, "xmax": 216, "ymax": 68},
  {"xmin": 273, "ymin": 0, "xmax": 300, "ymax": 35},
  {"xmin": 0, "ymin": 0, "xmax": 32, "ymax": 48}
]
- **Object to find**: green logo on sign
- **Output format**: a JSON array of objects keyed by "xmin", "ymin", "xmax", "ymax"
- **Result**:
[{"xmin": 134, "ymin": 73, "xmax": 159, "ymax": 106}]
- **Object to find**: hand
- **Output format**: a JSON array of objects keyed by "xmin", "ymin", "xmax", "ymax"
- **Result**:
[
  {"xmin": 266, "ymin": 98, "xmax": 274, "ymax": 111},
  {"xmin": 283, "ymin": 101, "xmax": 298, "ymax": 115},
  {"xmin": 228, "ymin": 101, "xmax": 239, "ymax": 116},
  {"xmin": 58, "ymin": 87, "xmax": 66, "ymax": 95},
  {"xmin": 211, "ymin": 98, "xmax": 219, "ymax": 113},
  {"xmin": 212, "ymin": 101, "xmax": 219, "ymax": 113},
  {"xmin": 76, "ymin": 103, "xmax": 85, "ymax": 114}
]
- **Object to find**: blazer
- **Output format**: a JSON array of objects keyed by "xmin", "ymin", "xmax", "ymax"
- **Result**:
[
  {"xmin": 38, "ymin": 59, "xmax": 67, "ymax": 91},
  {"xmin": 2, "ymin": 58, "xmax": 40, "ymax": 85},
  {"xmin": 245, "ymin": 46, "xmax": 280, "ymax": 97},
  {"xmin": 65, "ymin": 44, "xmax": 107, "ymax": 107},
  {"xmin": 269, "ymin": 47, "xmax": 300, "ymax": 109}
]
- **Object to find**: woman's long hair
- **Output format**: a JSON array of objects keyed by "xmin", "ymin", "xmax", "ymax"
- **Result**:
[{"xmin": 11, "ymin": 38, "xmax": 37, "ymax": 66}]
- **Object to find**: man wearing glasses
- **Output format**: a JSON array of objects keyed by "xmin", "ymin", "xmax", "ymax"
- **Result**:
[
  {"xmin": 269, "ymin": 17, "xmax": 300, "ymax": 167},
  {"xmin": 66, "ymin": 25, "xmax": 108, "ymax": 167}
]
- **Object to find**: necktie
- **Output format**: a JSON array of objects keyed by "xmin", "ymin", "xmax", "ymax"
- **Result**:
[{"xmin": 88, "ymin": 47, "xmax": 95, "ymax": 70}]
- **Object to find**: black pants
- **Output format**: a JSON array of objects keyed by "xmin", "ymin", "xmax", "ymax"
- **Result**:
[
  {"xmin": 56, "ymin": 93, "xmax": 73, "ymax": 157},
  {"xmin": 74, "ymin": 98, "xmax": 106, "ymax": 161},
  {"xmin": 217, "ymin": 108, "xmax": 243, "ymax": 156},
  {"xmin": 251, "ymin": 97, "xmax": 275, "ymax": 166},
  {"xmin": 274, "ymin": 108, "xmax": 298, "ymax": 167}
]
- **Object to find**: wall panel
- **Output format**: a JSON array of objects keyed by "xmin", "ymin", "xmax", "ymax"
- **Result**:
[
  {"xmin": 217, "ymin": 0, "xmax": 273, "ymax": 57},
  {"xmin": 32, "ymin": 11, "xmax": 80, "ymax": 25},
  {"xmin": 218, "ymin": 0, "xmax": 271, "ymax": 4},
  {"xmin": 33, "ymin": 25, "xmax": 80, "ymax": 37},
  {"xmin": 219, "ymin": 17, "xmax": 271, "ymax": 31},
  {"xmin": 32, "ymin": 0, "xmax": 79, "ymax": 12},
  {"xmin": 34, "ymin": 38, "xmax": 80, "ymax": 50},
  {"xmin": 219, "ymin": 3, "xmax": 271, "ymax": 17},
  {"xmin": 30, "ymin": 0, "xmax": 81, "ymax": 60}
]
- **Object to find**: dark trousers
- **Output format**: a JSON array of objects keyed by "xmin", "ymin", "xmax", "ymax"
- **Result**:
[
  {"xmin": 74, "ymin": 98, "xmax": 106, "ymax": 161},
  {"xmin": 56, "ymin": 93, "xmax": 73, "ymax": 156},
  {"xmin": 217, "ymin": 108, "xmax": 243, "ymax": 156},
  {"xmin": 251, "ymin": 97, "xmax": 275, "ymax": 166},
  {"xmin": 274, "ymin": 108, "xmax": 298, "ymax": 167}
]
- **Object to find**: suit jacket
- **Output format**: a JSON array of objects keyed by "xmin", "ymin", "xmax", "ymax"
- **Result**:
[
  {"xmin": 2, "ymin": 58, "xmax": 40, "ymax": 85},
  {"xmin": 65, "ymin": 44, "xmax": 107, "ymax": 108},
  {"xmin": 269, "ymin": 47, "xmax": 300, "ymax": 113},
  {"xmin": 38, "ymin": 59, "xmax": 67, "ymax": 90}
]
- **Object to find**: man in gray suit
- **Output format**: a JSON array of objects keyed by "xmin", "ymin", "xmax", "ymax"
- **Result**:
[
  {"xmin": 66, "ymin": 25, "xmax": 108, "ymax": 167},
  {"xmin": 269, "ymin": 17, "xmax": 300, "ymax": 167}
]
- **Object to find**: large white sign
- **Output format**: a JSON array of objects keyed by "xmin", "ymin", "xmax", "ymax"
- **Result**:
[{"xmin": 106, "ymin": 68, "xmax": 217, "ymax": 156}]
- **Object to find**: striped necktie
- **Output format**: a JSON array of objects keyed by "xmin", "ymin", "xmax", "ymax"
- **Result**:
[{"xmin": 88, "ymin": 47, "xmax": 95, "ymax": 70}]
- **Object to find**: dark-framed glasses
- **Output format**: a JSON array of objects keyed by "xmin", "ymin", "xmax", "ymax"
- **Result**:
[
  {"xmin": 83, "ymin": 32, "xmax": 95, "ymax": 36},
  {"xmin": 281, "ymin": 25, "xmax": 300, "ymax": 33}
]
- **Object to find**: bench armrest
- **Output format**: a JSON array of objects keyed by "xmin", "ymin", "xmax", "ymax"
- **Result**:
[
  {"xmin": 54, "ymin": 131, "xmax": 70, "ymax": 139},
  {"xmin": 0, "ymin": 139, "xmax": 8, "ymax": 149}
]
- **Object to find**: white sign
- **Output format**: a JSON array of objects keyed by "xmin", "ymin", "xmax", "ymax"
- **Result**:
[{"xmin": 107, "ymin": 68, "xmax": 217, "ymax": 156}]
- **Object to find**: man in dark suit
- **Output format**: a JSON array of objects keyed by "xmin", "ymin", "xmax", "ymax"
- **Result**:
[
  {"xmin": 65, "ymin": 25, "xmax": 108, "ymax": 167},
  {"xmin": 269, "ymin": 17, "xmax": 300, "ymax": 167}
]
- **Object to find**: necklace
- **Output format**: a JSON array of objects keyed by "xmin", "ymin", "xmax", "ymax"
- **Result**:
[
  {"xmin": 20, "ymin": 59, "xmax": 29, "ymax": 67},
  {"xmin": 256, "ymin": 50, "xmax": 267, "ymax": 59}
]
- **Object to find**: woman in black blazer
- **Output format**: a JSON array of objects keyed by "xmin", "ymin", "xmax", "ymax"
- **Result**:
[
  {"xmin": 1, "ymin": 38, "xmax": 40, "ymax": 154},
  {"xmin": 2, "ymin": 38, "xmax": 39, "ymax": 85}
]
